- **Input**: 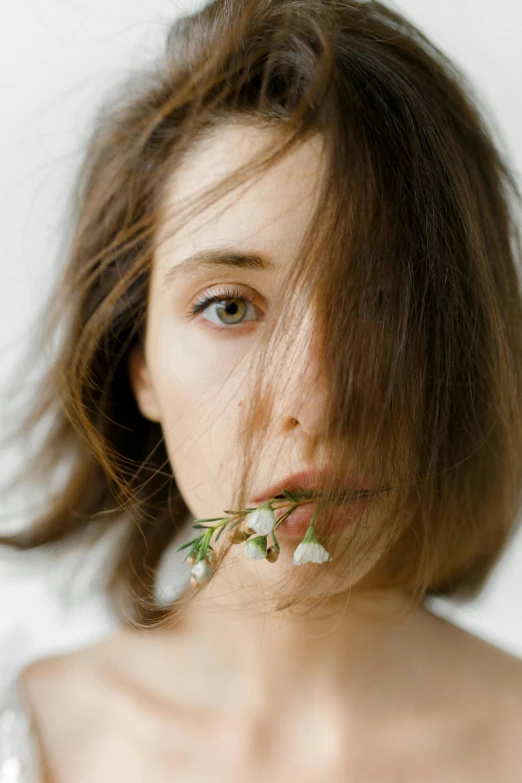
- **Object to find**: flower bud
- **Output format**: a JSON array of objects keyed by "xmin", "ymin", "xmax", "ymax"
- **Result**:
[
  {"xmin": 228, "ymin": 525, "xmax": 250, "ymax": 544},
  {"xmin": 190, "ymin": 558, "xmax": 214, "ymax": 584},
  {"xmin": 244, "ymin": 535, "xmax": 268, "ymax": 560},
  {"xmin": 265, "ymin": 545, "xmax": 280, "ymax": 563},
  {"xmin": 240, "ymin": 517, "xmax": 256, "ymax": 536}
]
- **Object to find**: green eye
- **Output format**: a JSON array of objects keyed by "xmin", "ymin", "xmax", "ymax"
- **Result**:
[
  {"xmin": 189, "ymin": 285, "xmax": 261, "ymax": 328},
  {"xmin": 213, "ymin": 298, "xmax": 248, "ymax": 325}
]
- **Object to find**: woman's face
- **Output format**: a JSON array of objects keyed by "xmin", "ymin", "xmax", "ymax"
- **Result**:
[{"xmin": 128, "ymin": 121, "xmax": 390, "ymax": 583}]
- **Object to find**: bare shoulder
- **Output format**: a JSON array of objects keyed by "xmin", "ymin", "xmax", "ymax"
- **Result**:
[
  {"xmin": 19, "ymin": 634, "xmax": 154, "ymax": 781},
  {"xmin": 20, "ymin": 641, "xmax": 112, "ymax": 746},
  {"xmin": 19, "ymin": 629, "xmax": 154, "ymax": 735},
  {"xmin": 19, "ymin": 649, "xmax": 97, "ymax": 783},
  {"xmin": 425, "ymin": 609, "xmax": 522, "ymax": 693},
  {"xmin": 19, "ymin": 626, "xmax": 182, "ymax": 726},
  {"xmin": 20, "ymin": 635, "xmax": 113, "ymax": 707},
  {"xmin": 420, "ymin": 610, "xmax": 522, "ymax": 775}
]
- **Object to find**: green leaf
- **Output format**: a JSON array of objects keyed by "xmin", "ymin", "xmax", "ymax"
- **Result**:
[
  {"xmin": 182, "ymin": 541, "xmax": 201, "ymax": 561},
  {"xmin": 215, "ymin": 524, "xmax": 228, "ymax": 542},
  {"xmin": 225, "ymin": 508, "xmax": 256, "ymax": 514},
  {"xmin": 174, "ymin": 538, "xmax": 201, "ymax": 552},
  {"xmin": 282, "ymin": 490, "xmax": 298, "ymax": 502},
  {"xmin": 193, "ymin": 517, "xmax": 225, "ymax": 524}
]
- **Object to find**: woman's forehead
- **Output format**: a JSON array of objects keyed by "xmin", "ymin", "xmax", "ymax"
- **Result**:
[{"xmin": 154, "ymin": 122, "xmax": 325, "ymax": 270}]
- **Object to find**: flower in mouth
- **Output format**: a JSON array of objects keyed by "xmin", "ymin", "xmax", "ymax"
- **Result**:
[
  {"xmin": 174, "ymin": 486, "xmax": 392, "ymax": 587},
  {"xmin": 176, "ymin": 490, "xmax": 331, "ymax": 587},
  {"xmin": 175, "ymin": 490, "xmax": 328, "ymax": 585}
]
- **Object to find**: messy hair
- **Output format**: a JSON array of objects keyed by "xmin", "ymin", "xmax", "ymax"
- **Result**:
[{"xmin": 2, "ymin": 0, "xmax": 522, "ymax": 627}]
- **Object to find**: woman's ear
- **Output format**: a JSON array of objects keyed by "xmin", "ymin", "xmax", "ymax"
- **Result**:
[{"xmin": 127, "ymin": 343, "xmax": 162, "ymax": 423}]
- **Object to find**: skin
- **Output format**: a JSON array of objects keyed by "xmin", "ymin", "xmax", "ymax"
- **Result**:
[{"xmin": 19, "ymin": 122, "xmax": 522, "ymax": 781}]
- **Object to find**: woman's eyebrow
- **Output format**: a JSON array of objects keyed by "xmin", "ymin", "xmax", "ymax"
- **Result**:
[{"xmin": 163, "ymin": 248, "xmax": 275, "ymax": 286}]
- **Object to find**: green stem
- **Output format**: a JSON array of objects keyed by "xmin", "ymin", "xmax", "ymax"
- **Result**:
[
  {"xmin": 193, "ymin": 518, "xmax": 230, "ymax": 531},
  {"xmin": 272, "ymin": 494, "xmax": 323, "ymax": 532},
  {"xmin": 273, "ymin": 505, "xmax": 298, "ymax": 531},
  {"xmin": 309, "ymin": 505, "xmax": 319, "ymax": 529},
  {"xmin": 196, "ymin": 528, "xmax": 214, "ymax": 563}
]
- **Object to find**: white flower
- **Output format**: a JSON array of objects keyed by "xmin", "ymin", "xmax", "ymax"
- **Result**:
[
  {"xmin": 293, "ymin": 541, "xmax": 332, "ymax": 565},
  {"xmin": 190, "ymin": 559, "xmax": 214, "ymax": 583},
  {"xmin": 292, "ymin": 523, "xmax": 332, "ymax": 565},
  {"xmin": 244, "ymin": 535, "xmax": 268, "ymax": 560},
  {"xmin": 247, "ymin": 501, "xmax": 276, "ymax": 535}
]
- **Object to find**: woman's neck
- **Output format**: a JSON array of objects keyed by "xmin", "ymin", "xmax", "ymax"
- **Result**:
[{"xmin": 143, "ymin": 561, "xmax": 426, "ymax": 722}]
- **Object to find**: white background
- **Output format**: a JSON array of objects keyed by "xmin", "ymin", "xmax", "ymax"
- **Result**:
[{"xmin": 0, "ymin": 0, "xmax": 521, "ymax": 679}]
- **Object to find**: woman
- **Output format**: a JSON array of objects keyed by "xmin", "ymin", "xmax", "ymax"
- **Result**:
[{"xmin": 1, "ymin": 0, "xmax": 522, "ymax": 779}]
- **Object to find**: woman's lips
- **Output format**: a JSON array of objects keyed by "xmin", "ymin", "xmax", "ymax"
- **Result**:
[
  {"xmin": 250, "ymin": 469, "xmax": 373, "ymax": 504},
  {"xmin": 268, "ymin": 495, "xmax": 372, "ymax": 538}
]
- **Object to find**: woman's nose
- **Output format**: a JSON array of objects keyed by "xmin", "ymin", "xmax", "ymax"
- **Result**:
[{"xmin": 275, "ymin": 314, "xmax": 330, "ymax": 438}]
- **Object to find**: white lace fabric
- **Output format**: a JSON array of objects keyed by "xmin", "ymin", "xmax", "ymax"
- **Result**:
[{"xmin": 0, "ymin": 677, "xmax": 43, "ymax": 783}]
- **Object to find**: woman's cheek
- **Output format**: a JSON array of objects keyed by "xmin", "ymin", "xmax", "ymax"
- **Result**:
[
  {"xmin": 155, "ymin": 330, "xmax": 247, "ymax": 417},
  {"xmin": 172, "ymin": 320, "xmax": 256, "ymax": 379},
  {"xmin": 145, "ymin": 315, "xmax": 257, "ymax": 436}
]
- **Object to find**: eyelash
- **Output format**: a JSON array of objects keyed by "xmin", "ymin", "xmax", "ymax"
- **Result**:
[{"xmin": 188, "ymin": 284, "xmax": 259, "ymax": 326}]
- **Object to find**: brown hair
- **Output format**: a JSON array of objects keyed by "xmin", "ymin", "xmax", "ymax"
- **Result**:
[{"xmin": 2, "ymin": 0, "xmax": 522, "ymax": 627}]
